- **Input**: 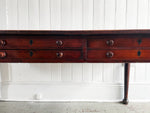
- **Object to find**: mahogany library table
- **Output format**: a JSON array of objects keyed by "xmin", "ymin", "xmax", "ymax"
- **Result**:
[{"xmin": 0, "ymin": 30, "xmax": 150, "ymax": 104}]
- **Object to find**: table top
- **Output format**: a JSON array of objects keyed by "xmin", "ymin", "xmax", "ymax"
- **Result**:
[{"xmin": 0, "ymin": 29, "xmax": 150, "ymax": 35}]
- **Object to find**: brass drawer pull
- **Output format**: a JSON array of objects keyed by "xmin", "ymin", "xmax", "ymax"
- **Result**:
[
  {"xmin": 0, "ymin": 40, "xmax": 6, "ymax": 46},
  {"xmin": 56, "ymin": 40, "xmax": 63, "ymax": 46},
  {"xmin": 0, "ymin": 51, "xmax": 6, "ymax": 58},
  {"xmin": 56, "ymin": 52, "xmax": 63, "ymax": 58},
  {"xmin": 106, "ymin": 40, "xmax": 114, "ymax": 46},
  {"xmin": 106, "ymin": 51, "xmax": 114, "ymax": 58}
]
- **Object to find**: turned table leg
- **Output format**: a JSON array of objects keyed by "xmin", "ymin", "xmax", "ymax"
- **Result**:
[{"xmin": 122, "ymin": 63, "xmax": 130, "ymax": 104}]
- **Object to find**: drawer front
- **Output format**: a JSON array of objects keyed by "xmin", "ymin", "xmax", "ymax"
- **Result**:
[
  {"xmin": 0, "ymin": 50, "xmax": 83, "ymax": 62},
  {"xmin": 87, "ymin": 38, "xmax": 150, "ymax": 49},
  {"xmin": 0, "ymin": 36, "xmax": 82, "ymax": 49},
  {"xmin": 87, "ymin": 50, "xmax": 150, "ymax": 62}
]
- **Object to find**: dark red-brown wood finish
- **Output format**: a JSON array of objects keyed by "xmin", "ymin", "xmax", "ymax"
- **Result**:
[
  {"xmin": 1, "ymin": 30, "xmax": 150, "ymax": 104},
  {"xmin": 123, "ymin": 63, "xmax": 130, "ymax": 104}
]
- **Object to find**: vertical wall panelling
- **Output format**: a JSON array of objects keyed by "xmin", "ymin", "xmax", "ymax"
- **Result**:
[
  {"xmin": 82, "ymin": 63, "xmax": 92, "ymax": 82},
  {"xmin": 72, "ymin": 0, "xmax": 82, "ymax": 30},
  {"xmin": 11, "ymin": 64, "xmax": 30, "ymax": 82},
  {"xmin": 146, "ymin": 64, "xmax": 150, "ymax": 82},
  {"xmin": 92, "ymin": 64, "xmax": 103, "ymax": 82},
  {"xmin": 39, "ymin": 64, "xmax": 52, "ymax": 81},
  {"xmin": 130, "ymin": 64, "xmax": 136, "ymax": 82},
  {"xmin": 39, "ymin": 0, "xmax": 50, "ymax": 29},
  {"xmin": 126, "ymin": 0, "xmax": 138, "ymax": 29},
  {"xmin": 72, "ymin": 64, "xmax": 83, "ymax": 81},
  {"xmin": 137, "ymin": 0, "xmax": 148, "ymax": 28},
  {"xmin": 93, "ymin": 0, "xmax": 104, "ymax": 29},
  {"xmin": 18, "ymin": 0, "xmax": 28, "ymax": 29},
  {"xmin": 115, "ymin": 0, "xmax": 126, "ymax": 29},
  {"xmin": 10, "ymin": 63, "xmax": 52, "ymax": 82},
  {"xmin": 51, "ymin": 64, "xmax": 61, "ymax": 81},
  {"xmin": 114, "ymin": 64, "xmax": 124, "ymax": 83},
  {"xmin": 0, "ymin": 63, "xmax": 10, "ymax": 82},
  {"xmin": 61, "ymin": 63, "xmax": 72, "ymax": 81},
  {"xmin": 61, "ymin": 0, "xmax": 72, "ymax": 30},
  {"xmin": 82, "ymin": 0, "xmax": 93, "ymax": 30},
  {"xmin": 104, "ymin": 0, "xmax": 116, "ymax": 29},
  {"xmin": 103, "ymin": 64, "xmax": 114, "ymax": 82},
  {"xmin": 50, "ymin": 0, "xmax": 61, "ymax": 29},
  {"xmin": 0, "ymin": 0, "xmax": 6, "ymax": 29},
  {"xmin": 135, "ymin": 63, "xmax": 146, "ymax": 82},
  {"xmin": 148, "ymin": 0, "xmax": 150, "ymax": 27},
  {"xmin": 6, "ymin": 0, "xmax": 18, "ymax": 29},
  {"xmin": 28, "ymin": 0, "xmax": 40, "ymax": 29}
]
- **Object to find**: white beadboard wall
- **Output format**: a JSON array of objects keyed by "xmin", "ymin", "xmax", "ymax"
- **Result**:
[{"xmin": 0, "ymin": 0, "xmax": 150, "ymax": 101}]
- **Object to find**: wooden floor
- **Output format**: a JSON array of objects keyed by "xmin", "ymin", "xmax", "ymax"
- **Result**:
[{"xmin": 0, "ymin": 102, "xmax": 149, "ymax": 113}]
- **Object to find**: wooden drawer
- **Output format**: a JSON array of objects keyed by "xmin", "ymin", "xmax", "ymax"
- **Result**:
[
  {"xmin": 0, "ymin": 36, "xmax": 82, "ymax": 49},
  {"xmin": 87, "ymin": 50, "xmax": 150, "ymax": 62},
  {"xmin": 0, "ymin": 50, "xmax": 83, "ymax": 62},
  {"xmin": 87, "ymin": 38, "xmax": 150, "ymax": 49}
]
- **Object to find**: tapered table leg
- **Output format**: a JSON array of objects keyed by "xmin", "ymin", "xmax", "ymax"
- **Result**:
[{"xmin": 122, "ymin": 63, "xmax": 130, "ymax": 104}]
